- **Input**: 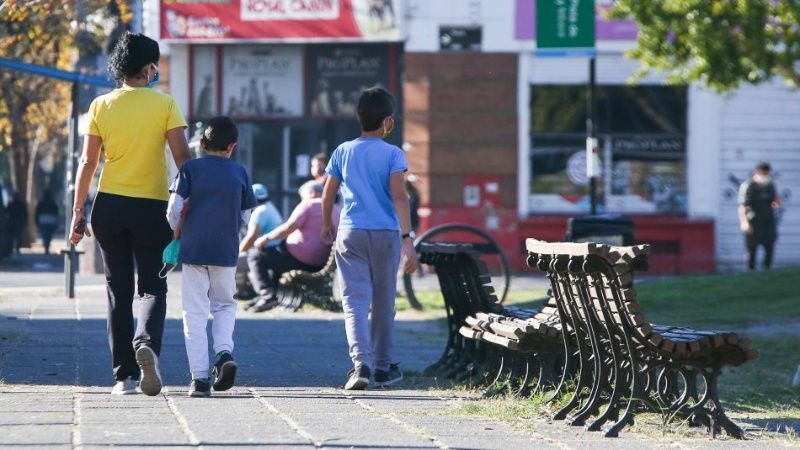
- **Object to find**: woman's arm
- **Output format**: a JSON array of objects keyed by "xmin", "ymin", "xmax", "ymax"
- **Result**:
[
  {"xmin": 239, "ymin": 224, "xmax": 262, "ymax": 253},
  {"xmin": 166, "ymin": 127, "xmax": 192, "ymax": 168},
  {"xmin": 69, "ymin": 135, "xmax": 103, "ymax": 245}
]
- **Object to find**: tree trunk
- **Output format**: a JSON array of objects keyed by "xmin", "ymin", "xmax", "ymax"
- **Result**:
[
  {"xmin": 9, "ymin": 143, "xmax": 33, "ymax": 248},
  {"xmin": 24, "ymin": 127, "xmax": 44, "ymax": 249}
]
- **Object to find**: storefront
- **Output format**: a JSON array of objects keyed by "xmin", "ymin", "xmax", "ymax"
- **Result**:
[{"xmin": 159, "ymin": 0, "xmax": 404, "ymax": 215}]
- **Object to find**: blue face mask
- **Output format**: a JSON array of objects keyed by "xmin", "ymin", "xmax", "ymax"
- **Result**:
[
  {"xmin": 159, "ymin": 239, "xmax": 180, "ymax": 278},
  {"xmin": 148, "ymin": 65, "xmax": 160, "ymax": 88}
]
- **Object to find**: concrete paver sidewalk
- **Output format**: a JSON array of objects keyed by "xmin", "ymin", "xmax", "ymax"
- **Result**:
[{"xmin": 0, "ymin": 274, "xmax": 783, "ymax": 449}]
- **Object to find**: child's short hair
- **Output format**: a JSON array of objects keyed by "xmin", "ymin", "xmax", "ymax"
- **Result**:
[
  {"xmin": 357, "ymin": 87, "xmax": 395, "ymax": 132},
  {"xmin": 312, "ymin": 152, "xmax": 328, "ymax": 163},
  {"xmin": 201, "ymin": 116, "xmax": 238, "ymax": 152}
]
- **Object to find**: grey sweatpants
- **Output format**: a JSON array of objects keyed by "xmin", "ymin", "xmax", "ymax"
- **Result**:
[{"xmin": 335, "ymin": 228, "xmax": 401, "ymax": 372}]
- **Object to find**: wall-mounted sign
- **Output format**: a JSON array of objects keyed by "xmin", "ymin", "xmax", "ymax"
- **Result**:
[
  {"xmin": 536, "ymin": 0, "xmax": 595, "ymax": 56},
  {"xmin": 306, "ymin": 44, "xmax": 390, "ymax": 117},
  {"xmin": 161, "ymin": 0, "xmax": 403, "ymax": 42},
  {"xmin": 221, "ymin": 46, "xmax": 303, "ymax": 117},
  {"xmin": 439, "ymin": 26, "xmax": 482, "ymax": 52},
  {"xmin": 516, "ymin": 0, "xmax": 637, "ymax": 42}
]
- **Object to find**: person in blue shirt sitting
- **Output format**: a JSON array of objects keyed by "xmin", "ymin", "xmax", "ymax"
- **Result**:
[{"xmin": 239, "ymin": 183, "xmax": 283, "ymax": 305}]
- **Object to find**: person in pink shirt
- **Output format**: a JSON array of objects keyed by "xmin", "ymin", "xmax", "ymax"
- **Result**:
[{"xmin": 248, "ymin": 180, "xmax": 340, "ymax": 312}]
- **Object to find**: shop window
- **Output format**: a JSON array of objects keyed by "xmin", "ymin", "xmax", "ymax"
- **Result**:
[{"xmin": 529, "ymin": 84, "xmax": 688, "ymax": 214}]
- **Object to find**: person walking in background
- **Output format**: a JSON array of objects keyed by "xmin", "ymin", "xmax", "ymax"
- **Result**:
[
  {"xmin": 321, "ymin": 87, "xmax": 418, "ymax": 390},
  {"xmin": 247, "ymin": 180, "xmax": 340, "ymax": 313},
  {"xmin": 310, "ymin": 153, "xmax": 328, "ymax": 184},
  {"xmin": 7, "ymin": 191, "xmax": 27, "ymax": 255},
  {"xmin": 167, "ymin": 116, "xmax": 257, "ymax": 397},
  {"xmin": 69, "ymin": 32, "xmax": 192, "ymax": 396},
  {"xmin": 738, "ymin": 162, "xmax": 781, "ymax": 270},
  {"xmin": 35, "ymin": 190, "xmax": 59, "ymax": 255}
]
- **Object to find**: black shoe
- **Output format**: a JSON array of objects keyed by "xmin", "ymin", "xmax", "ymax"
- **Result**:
[
  {"xmin": 212, "ymin": 352, "xmax": 237, "ymax": 391},
  {"xmin": 374, "ymin": 363, "xmax": 403, "ymax": 387},
  {"xmin": 344, "ymin": 365, "xmax": 371, "ymax": 390},
  {"xmin": 188, "ymin": 378, "xmax": 211, "ymax": 397},
  {"xmin": 247, "ymin": 296, "xmax": 279, "ymax": 313}
]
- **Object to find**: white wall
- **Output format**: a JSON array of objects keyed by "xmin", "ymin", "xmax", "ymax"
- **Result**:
[
  {"xmin": 686, "ymin": 86, "xmax": 721, "ymax": 219},
  {"xmin": 406, "ymin": 0, "xmax": 518, "ymax": 52},
  {"xmin": 716, "ymin": 80, "xmax": 800, "ymax": 270}
]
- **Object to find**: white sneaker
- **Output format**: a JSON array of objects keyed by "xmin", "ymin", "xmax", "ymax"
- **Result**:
[
  {"xmin": 136, "ymin": 346, "xmax": 163, "ymax": 396},
  {"xmin": 111, "ymin": 377, "xmax": 138, "ymax": 395}
]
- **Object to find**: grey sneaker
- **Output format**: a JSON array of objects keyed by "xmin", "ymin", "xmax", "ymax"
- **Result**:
[
  {"xmin": 188, "ymin": 379, "xmax": 211, "ymax": 398},
  {"xmin": 344, "ymin": 365, "xmax": 371, "ymax": 390},
  {"xmin": 374, "ymin": 363, "xmax": 403, "ymax": 387},
  {"xmin": 135, "ymin": 346, "xmax": 163, "ymax": 396},
  {"xmin": 111, "ymin": 377, "xmax": 138, "ymax": 395}
]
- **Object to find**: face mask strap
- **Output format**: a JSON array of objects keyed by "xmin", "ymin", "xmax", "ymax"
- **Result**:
[{"xmin": 158, "ymin": 263, "xmax": 174, "ymax": 279}]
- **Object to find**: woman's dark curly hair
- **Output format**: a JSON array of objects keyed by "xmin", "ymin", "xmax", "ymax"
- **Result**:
[{"xmin": 107, "ymin": 32, "xmax": 160, "ymax": 82}]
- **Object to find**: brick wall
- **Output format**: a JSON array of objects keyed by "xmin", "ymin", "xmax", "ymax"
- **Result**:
[{"xmin": 404, "ymin": 53, "xmax": 518, "ymax": 207}]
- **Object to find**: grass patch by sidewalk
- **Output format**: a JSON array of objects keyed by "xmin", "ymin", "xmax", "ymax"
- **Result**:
[
  {"xmin": 396, "ymin": 289, "xmax": 547, "ymax": 314},
  {"xmin": 425, "ymin": 267, "xmax": 800, "ymax": 440}
]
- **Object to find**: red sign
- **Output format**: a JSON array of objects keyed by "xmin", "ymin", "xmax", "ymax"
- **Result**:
[{"xmin": 161, "ymin": 0, "xmax": 402, "ymax": 42}]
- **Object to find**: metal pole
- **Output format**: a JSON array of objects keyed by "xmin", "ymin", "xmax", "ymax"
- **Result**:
[
  {"xmin": 64, "ymin": 81, "xmax": 79, "ymax": 299},
  {"xmin": 587, "ymin": 57, "xmax": 597, "ymax": 215}
]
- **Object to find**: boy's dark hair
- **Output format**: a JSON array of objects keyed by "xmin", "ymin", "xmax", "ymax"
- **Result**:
[
  {"xmin": 312, "ymin": 152, "xmax": 328, "ymax": 163},
  {"xmin": 357, "ymin": 87, "xmax": 395, "ymax": 131},
  {"xmin": 107, "ymin": 32, "xmax": 160, "ymax": 82},
  {"xmin": 755, "ymin": 161, "xmax": 771, "ymax": 173},
  {"xmin": 201, "ymin": 116, "xmax": 238, "ymax": 152}
]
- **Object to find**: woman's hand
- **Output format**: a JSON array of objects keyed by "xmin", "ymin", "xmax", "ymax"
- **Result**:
[
  {"xmin": 320, "ymin": 223, "xmax": 333, "ymax": 244},
  {"xmin": 254, "ymin": 235, "xmax": 268, "ymax": 250},
  {"xmin": 69, "ymin": 210, "xmax": 91, "ymax": 246}
]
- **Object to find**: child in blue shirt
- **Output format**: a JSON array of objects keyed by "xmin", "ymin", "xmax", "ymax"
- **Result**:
[
  {"xmin": 321, "ymin": 87, "xmax": 418, "ymax": 390},
  {"xmin": 167, "ymin": 116, "xmax": 257, "ymax": 397}
]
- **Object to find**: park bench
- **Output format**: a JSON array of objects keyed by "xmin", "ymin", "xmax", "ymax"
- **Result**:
[
  {"xmin": 275, "ymin": 247, "xmax": 341, "ymax": 312},
  {"xmin": 525, "ymin": 239, "xmax": 758, "ymax": 438},
  {"xmin": 419, "ymin": 243, "xmax": 564, "ymax": 394}
]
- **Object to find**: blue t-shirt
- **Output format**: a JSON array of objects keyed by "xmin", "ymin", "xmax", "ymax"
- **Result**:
[
  {"xmin": 174, "ymin": 155, "xmax": 258, "ymax": 267},
  {"xmin": 325, "ymin": 137, "xmax": 408, "ymax": 231},
  {"xmin": 249, "ymin": 201, "xmax": 283, "ymax": 248}
]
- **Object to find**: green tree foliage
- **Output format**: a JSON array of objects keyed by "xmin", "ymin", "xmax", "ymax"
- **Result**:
[{"xmin": 609, "ymin": 0, "xmax": 800, "ymax": 92}]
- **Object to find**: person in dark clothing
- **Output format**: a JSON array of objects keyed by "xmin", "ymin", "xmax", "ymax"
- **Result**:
[
  {"xmin": 7, "ymin": 191, "xmax": 28, "ymax": 254},
  {"xmin": 35, "ymin": 190, "xmax": 59, "ymax": 254},
  {"xmin": 738, "ymin": 162, "xmax": 781, "ymax": 270},
  {"xmin": 0, "ymin": 191, "xmax": 10, "ymax": 260}
]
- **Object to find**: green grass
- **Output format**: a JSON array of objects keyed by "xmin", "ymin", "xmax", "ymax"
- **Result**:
[
  {"xmin": 636, "ymin": 267, "xmax": 800, "ymax": 327},
  {"xmin": 421, "ymin": 267, "xmax": 800, "ymax": 439}
]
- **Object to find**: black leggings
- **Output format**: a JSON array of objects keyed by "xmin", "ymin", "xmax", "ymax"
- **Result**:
[
  {"xmin": 746, "ymin": 235, "xmax": 775, "ymax": 270},
  {"xmin": 91, "ymin": 192, "xmax": 172, "ymax": 381}
]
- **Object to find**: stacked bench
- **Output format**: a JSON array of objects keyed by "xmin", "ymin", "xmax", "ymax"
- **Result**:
[{"xmin": 420, "ymin": 240, "xmax": 758, "ymax": 438}]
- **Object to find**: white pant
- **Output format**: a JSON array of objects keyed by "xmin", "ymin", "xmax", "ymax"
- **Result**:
[{"xmin": 181, "ymin": 264, "xmax": 237, "ymax": 380}]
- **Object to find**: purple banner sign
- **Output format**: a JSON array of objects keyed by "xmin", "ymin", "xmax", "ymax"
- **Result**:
[{"xmin": 515, "ymin": 0, "xmax": 638, "ymax": 41}]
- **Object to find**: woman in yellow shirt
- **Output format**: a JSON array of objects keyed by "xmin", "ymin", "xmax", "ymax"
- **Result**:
[{"xmin": 69, "ymin": 32, "xmax": 192, "ymax": 396}]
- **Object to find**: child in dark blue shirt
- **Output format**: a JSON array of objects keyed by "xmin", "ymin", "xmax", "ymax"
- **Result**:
[{"xmin": 167, "ymin": 116, "xmax": 257, "ymax": 397}]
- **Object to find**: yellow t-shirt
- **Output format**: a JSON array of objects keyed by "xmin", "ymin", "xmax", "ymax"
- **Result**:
[{"xmin": 86, "ymin": 86, "xmax": 188, "ymax": 201}]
